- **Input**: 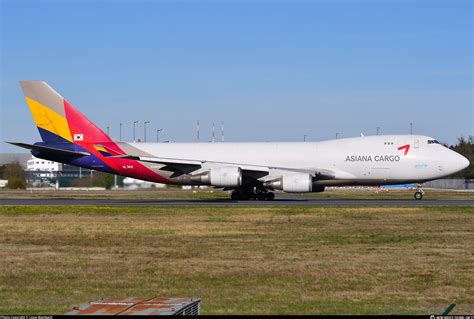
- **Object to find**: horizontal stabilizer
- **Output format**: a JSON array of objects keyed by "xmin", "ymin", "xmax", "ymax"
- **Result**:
[{"xmin": 7, "ymin": 142, "xmax": 90, "ymax": 157}]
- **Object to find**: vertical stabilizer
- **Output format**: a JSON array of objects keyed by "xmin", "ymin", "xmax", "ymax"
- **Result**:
[{"xmin": 20, "ymin": 80, "xmax": 111, "ymax": 144}]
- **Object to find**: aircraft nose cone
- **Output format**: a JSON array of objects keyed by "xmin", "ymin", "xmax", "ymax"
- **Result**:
[
  {"xmin": 443, "ymin": 150, "xmax": 470, "ymax": 175},
  {"xmin": 449, "ymin": 152, "xmax": 470, "ymax": 173},
  {"xmin": 460, "ymin": 154, "xmax": 470, "ymax": 170}
]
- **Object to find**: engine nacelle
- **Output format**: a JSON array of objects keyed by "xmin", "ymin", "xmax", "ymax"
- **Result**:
[
  {"xmin": 197, "ymin": 166, "xmax": 242, "ymax": 187},
  {"xmin": 266, "ymin": 173, "xmax": 325, "ymax": 193}
]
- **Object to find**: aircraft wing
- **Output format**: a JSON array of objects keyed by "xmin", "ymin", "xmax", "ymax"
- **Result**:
[
  {"xmin": 117, "ymin": 155, "xmax": 208, "ymax": 167},
  {"xmin": 114, "ymin": 154, "xmax": 269, "ymax": 172},
  {"xmin": 113, "ymin": 154, "xmax": 336, "ymax": 180}
]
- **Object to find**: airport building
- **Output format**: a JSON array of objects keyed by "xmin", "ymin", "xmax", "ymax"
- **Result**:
[{"xmin": 27, "ymin": 157, "xmax": 61, "ymax": 177}]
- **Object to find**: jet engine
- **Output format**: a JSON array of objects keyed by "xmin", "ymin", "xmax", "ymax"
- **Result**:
[
  {"xmin": 265, "ymin": 173, "xmax": 325, "ymax": 193},
  {"xmin": 194, "ymin": 166, "xmax": 242, "ymax": 187}
]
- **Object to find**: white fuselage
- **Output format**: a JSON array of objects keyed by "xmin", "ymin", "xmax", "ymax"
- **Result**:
[{"xmin": 125, "ymin": 135, "xmax": 469, "ymax": 186}]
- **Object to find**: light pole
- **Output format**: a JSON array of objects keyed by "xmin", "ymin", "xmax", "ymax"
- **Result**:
[
  {"xmin": 156, "ymin": 128, "xmax": 163, "ymax": 142},
  {"xmin": 221, "ymin": 121, "xmax": 224, "ymax": 142},
  {"xmin": 410, "ymin": 122, "xmax": 413, "ymax": 135},
  {"xmin": 212, "ymin": 122, "xmax": 215, "ymax": 143},
  {"xmin": 133, "ymin": 121, "xmax": 138, "ymax": 142},
  {"xmin": 119, "ymin": 122, "xmax": 122, "ymax": 141},
  {"xmin": 144, "ymin": 121, "xmax": 150, "ymax": 142},
  {"xmin": 196, "ymin": 120, "xmax": 200, "ymax": 143},
  {"xmin": 106, "ymin": 126, "xmax": 110, "ymax": 136},
  {"xmin": 376, "ymin": 127, "xmax": 380, "ymax": 135},
  {"xmin": 336, "ymin": 132, "xmax": 339, "ymax": 139}
]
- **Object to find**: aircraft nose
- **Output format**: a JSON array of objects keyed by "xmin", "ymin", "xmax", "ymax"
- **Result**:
[
  {"xmin": 460, "ymin": 154, "xmax": 470, "ymax": 170},
  {"xmin": 447, "ymin": 151, "xmax": 470, "ymax": 174}
]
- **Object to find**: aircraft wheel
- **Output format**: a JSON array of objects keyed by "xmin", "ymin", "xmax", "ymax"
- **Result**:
[
  {"xmin": 241, "ymin": 193, "xmax": 252, "ymax": 201},
  {"xmin": 231, "ymin": 191, "xmax": 240, "ymax": 200},
  {"xmin": 414, "ymin": 191, "xmax": 423, "ymax": 200},
  {"xmin": 256, "ymin": 193, "xmax": 266, "ymax": 201},
  {"xmin": 266, "ymin": 192, "xmax": 275, "ymax": 201}
]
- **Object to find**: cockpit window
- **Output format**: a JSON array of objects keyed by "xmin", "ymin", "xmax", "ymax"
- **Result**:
[{"xmin": 427, "ymin": 140, "xmax": 440, "ymax": 144}]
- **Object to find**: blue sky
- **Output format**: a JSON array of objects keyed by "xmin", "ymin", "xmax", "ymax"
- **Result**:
[{"xmin": 1, "ymin": 0, "xmax": 472, "ymax": 152}]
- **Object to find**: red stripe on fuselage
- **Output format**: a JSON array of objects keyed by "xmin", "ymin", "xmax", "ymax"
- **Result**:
[{"xmin": 63, "ymin": 99, "xmax": 168, "ymax": 183}]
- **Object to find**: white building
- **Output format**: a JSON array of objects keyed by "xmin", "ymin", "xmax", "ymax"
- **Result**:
[
  {"xmin": 123, "ymin": 177, "xmax": 166, "ymax": 189},
  {"xmin": 26, "ymin": 156, "xmax": 61, "ymax": 177}
]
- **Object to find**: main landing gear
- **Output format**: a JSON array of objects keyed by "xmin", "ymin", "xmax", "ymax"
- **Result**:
[
  {"xmin": 414, "ymin": 186, "xmax": 425, "ymax": 200},
  {"xmin": 231, "ymin": 188, "xmax": 275, "ymax": 201}
]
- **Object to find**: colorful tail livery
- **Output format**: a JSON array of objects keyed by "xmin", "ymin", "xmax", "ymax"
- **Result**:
[
  {"xmin": 11, "ymin": 81, "xmax": 168, "ymax": 183},
  {"xmin": 20, "ymin": 80, "xmax": 108, "ymax": 144}
]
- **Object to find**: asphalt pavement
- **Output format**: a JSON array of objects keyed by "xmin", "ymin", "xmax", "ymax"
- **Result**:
[{"xmin": 1, "ymin": 196, "xmax": 473, "ymax": 207}]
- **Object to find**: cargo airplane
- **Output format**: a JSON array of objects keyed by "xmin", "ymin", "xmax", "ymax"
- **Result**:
[{"xmin": 8, "ymin": 81, "xmax": 470, "ymax": 200}]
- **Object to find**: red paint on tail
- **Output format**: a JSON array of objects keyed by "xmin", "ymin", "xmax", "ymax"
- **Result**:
[{"xmin": 63, "ymin": 99, "xmax": 168, "ymax": 183}]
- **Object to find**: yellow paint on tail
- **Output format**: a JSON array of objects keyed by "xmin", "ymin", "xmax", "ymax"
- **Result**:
[
  {"xmin": 94, "ymin": 145, "xmax": 107, "ymax": 153},
  {"xmin": 25, "ymin": 97, "xmax": 73, "ymax": 142}
]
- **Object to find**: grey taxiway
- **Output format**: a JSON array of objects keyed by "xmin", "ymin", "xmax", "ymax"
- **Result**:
[{"xmin": 1, "ymin": 196, "xmax": 473, "ymax": 207}]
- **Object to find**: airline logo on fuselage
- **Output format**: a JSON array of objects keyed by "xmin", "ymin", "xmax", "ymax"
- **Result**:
[
  {"xmin": 345, "ymin": 155, "xmax": 401, "ymax": 162},
  {"xmin": 397, "ymin": 144, "xmax": 410, "ymax": 155}
]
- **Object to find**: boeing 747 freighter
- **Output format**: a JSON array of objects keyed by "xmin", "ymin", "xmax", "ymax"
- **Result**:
[{"xmin": 9, "ymin": 81, "xmax": 470, "ymax": 200}]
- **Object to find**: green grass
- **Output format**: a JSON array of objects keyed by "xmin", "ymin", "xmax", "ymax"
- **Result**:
[
  {"xmin": 0, "ymin": 188, "xmax": 229, "ymax": 200},
  {"xmin": 0, "ymin": 205, "xmax": 473, "ymax": 315}
]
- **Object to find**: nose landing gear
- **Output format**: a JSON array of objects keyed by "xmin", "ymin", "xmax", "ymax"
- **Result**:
[{"xmin": 414, "ymin": 186, "xmax": 425, "ymax": 200}]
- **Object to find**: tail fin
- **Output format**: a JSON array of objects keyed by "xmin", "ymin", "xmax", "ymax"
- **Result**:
[{"xmin": 20, "ymin": 80, "xmax": 111, "ymax": 144}]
